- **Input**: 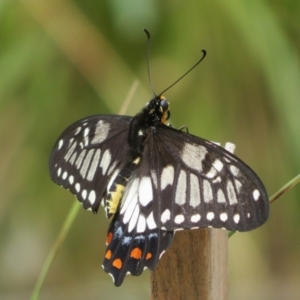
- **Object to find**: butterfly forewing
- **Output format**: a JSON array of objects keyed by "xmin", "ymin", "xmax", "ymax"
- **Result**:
[
  {"xmin": 148, "ymin": 125, "xmax": 269, "ymax": 232},
  {"xmin": 49, "ymin": 115, "xmax": 132, "ymax": 212}
]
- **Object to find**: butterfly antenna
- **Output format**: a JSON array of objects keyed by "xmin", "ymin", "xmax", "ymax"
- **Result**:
[
  {"xmin": 144, "ymin": 29, "xmax": 157, "ymax": 97},
  {"xmin": 159, "ymin": 49, "xmax": 207, "ymax": 96}
]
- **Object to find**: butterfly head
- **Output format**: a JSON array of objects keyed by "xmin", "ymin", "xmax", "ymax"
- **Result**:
[{"xmin": 145, "ymin": 95, "xmax": 170, "ymax": 126}]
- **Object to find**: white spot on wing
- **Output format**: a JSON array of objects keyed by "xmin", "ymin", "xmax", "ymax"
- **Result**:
[
  {"xmin": 58, "ymin": 139, "xmax": 64, "ymax": 150},
  {"xmin": 87, "ymin": 149, "xmax": 101, "ymax": 181},
  {"xmin": 230, "ymin": 165, "xmax": 239, "ymax": 177},
  {"xmin": 123, "ymin": 193, "xmax": 138, "ymax": 225},
  {"xmin": 79, "ymin": 149, "xmax": 94, "ymax": 179},
  {"xmin": 75, "ymin": 150, "xmax": 87, "ymax": 170},
  {"xmin": 175, "ymin": 170, "xmax": 186, "ymax": 205},
  {"xmin": 69, "ymin": 152, "xmax": 77, "ymax": 165},
  {"xmin": 233, "ymin": 213, "xmax": 240, "ymax": 224},
  {"xmin": 107, "ymin": 168, "xmax": 120, "ymax": 193},
  {"xmin": 88, "ymin": 190, "xmax": 96, "ymax": 204},
  {"xmin": 225, "ymin": 142, "xmax": 236, "ymax": 153},
  {"xmin": 206, "ymin": 167, "xmax": 217, "ymax": 178},
  {"xmin": 146, "ymin": 212, "xmax": 157, "ymax": 229},
  {"xmin": 181, "ymin": 143, "xmax": 207, "ymax": 171},
  {"xmin": 203, "ymin": 180, "xmax": 213, "ymax": 203},
  {"xmin": 82, "ymin": 189, "xmax": 87, "ymax": 200},
  {"xmin": 212, "ymin": 159, "xmax": 224, "ymax": 172},
  {"xmin": 69, "ymin": 175, "xmax": 74, "ymax": 185},
  {"xmin": 128, "ymin": 205, "xmax": 140, "ymax": 233},
  {"xmin": 75, "ymin": 183, "xmax": 80, "ymax": 192},
  {"xmin": 100, "ymin": 149, "xmax": 111, "ymax": 175},
  {"xmin": 161, "ymin": 209, "xmax": 171, "ymax": 223},
  {"xmin": 74, "ymin": 126, "xmax": 81, "ymax": 135},
  {"xmin": 139, "ymin": 177, "xmax": 153, "ymax": 206},
  {"xmin": 217, "ymin": 189, "xmax": 226, "ymax": 203},
  {"xmin": 136, "ymin": 215, "xmax": 146, "ymax": 233},
  {"xmin": 161, "ymin": 165, "xmax": 174, "ymax": 190},
  {"xmin": 220, "ymin": 212, "xmax": 228, "ymax": 222},
  {"xmin": 191, "ymin": 214, "xmax": 201, "ymax": 223},
  {"xmin": 227, "ymin": 180, "xmax": 238, "ymax": 205},
  {"xmin": 57, "ymin": 167, "xmax": 62, "ymax": 177},
  {"xmin": 174, "ymin": 214, "xmax": 185, "ymax": 224},
  {"xmin": 107, "ymin": 161, "xmax": 117, "ymax": 176},
  {"xmin": 120, "ymin": 178, "xmax": 139, "ymax": 215},
  {"xmin": 91, "ymin": 120, "xmax": 110, "ymax": 144},
  {"xmin": 207, "ymin": 212, "xmax": 215, "ymax": 221},
  {"xmin": 234, "ymin": 179, "xmax": 242, "ymax": 193},
  {"xmin": 253, "ymin": 189, "xmax": 260, "ymax": 201},
  {"xmin": 84, "ymin": 128, "xmax": 90, "ymax": 137},
  {"xmin": 62, "ymin": 171, "xmax": 67, "ymax": 180},
  {"xmin": 64, "ymin": 142, "xmax": 77, "ymax": 162},
  {"xmin": 189, "ymin": 173, "xmax": 201, "ymax": 207}
]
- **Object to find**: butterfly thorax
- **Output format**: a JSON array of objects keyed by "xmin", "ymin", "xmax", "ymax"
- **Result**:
[{"xmin": 128, "ymin": 95, "xmax": 170, "ymax": 158}]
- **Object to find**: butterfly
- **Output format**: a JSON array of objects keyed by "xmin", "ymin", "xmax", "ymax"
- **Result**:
[{"xmin": 49, "ymin": 31, "xmax": 269, "ymax": 286}]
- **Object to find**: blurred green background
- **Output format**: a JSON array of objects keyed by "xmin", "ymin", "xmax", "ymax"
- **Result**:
[{"xmin": 1, "ymin": 0, "xmax": 300, "ymax": 299}]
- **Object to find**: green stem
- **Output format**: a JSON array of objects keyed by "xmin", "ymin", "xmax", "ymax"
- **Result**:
[{"xmin": 30, "ymin": 202, "xmax": 81, "ymax": 300}]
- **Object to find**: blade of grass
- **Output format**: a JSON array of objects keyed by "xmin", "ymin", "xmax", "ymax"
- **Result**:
[
  {"xmin": 31, "ymin": 80, "xmax": 138, "ymax": 299},
  {"xmin": 30, "ymin": 201, "xmax": 81, "ymax": 300},
  {"xmin": 269, "ymin": 174, "xmax": 300, "ymax": 204}
]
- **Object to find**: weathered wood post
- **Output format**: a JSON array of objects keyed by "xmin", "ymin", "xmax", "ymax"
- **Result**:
[{"xmin": 150, "ymin": 228, "xmax": 228, "ymax": 300}]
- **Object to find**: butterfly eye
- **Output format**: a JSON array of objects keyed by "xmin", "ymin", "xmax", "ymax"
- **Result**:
[{"xmin": 160, "ymin": 99, "xmax": 169, "ymax": 112}]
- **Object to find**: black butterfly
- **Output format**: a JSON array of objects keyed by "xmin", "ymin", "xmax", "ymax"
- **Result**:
[{"xmin": 49, "ymin": 34, "xmax": 269, "ymax": 286}]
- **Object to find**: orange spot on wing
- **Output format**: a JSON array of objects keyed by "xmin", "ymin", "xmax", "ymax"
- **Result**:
[
  {"xmin": 112, "ymin": 258, "xmax": 122, "ymax": 269},
  {"xmin": 146, "ymin": 252, "xmax": 152, "ymax": 260},
  {"xmin": 106, "ymin": 232, "xmax": 113, "ymax": 245},
  {"xmin": 130, "ymin": 248, "xmax": 142, "ymax": 259},
  {"xmin": 105, "ymin": 250, "xmax": 112, "ymax": 259}
]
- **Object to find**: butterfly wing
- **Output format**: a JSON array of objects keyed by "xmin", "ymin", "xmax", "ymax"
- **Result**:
[
  {"xmin": 147, "ymin": 124, "xmax": 269, "ymax": 232},
  {"xmin": 101, "ymin": 151, "xmax": 175, "ymax": 286},
  {"xmin": 49, "ymin": 115, "xmax": 132, "ymax": 212},
  {"xmin": 117, "ymin": 124, "xmax": 268, "ymax": 234},
  {"xmin": 49, "ymin": 113, "xmax": 269, "ymax": 286},
  {"xmin": 102, "ymin": 211, "xmax": 174, "ymax": 286}
]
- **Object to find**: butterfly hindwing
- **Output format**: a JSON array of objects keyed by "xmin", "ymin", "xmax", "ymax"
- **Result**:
[
  {"xmin": 103, "ymin": 212, "xmax": 174, "ymax": 286},
  {"xmin": 49, "ymin": 115, "xmax": 132, "ymax": 212}
]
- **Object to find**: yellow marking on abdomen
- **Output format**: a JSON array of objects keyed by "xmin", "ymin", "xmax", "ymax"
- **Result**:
[{"xmin": 106, "ymin": 184, "xmax": 125, "ymax": 216}]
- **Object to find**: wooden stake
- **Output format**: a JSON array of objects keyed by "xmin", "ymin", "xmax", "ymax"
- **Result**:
[{"xmin": 150, "ymin": 228, "xmax": 228, "ymax": 300}]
